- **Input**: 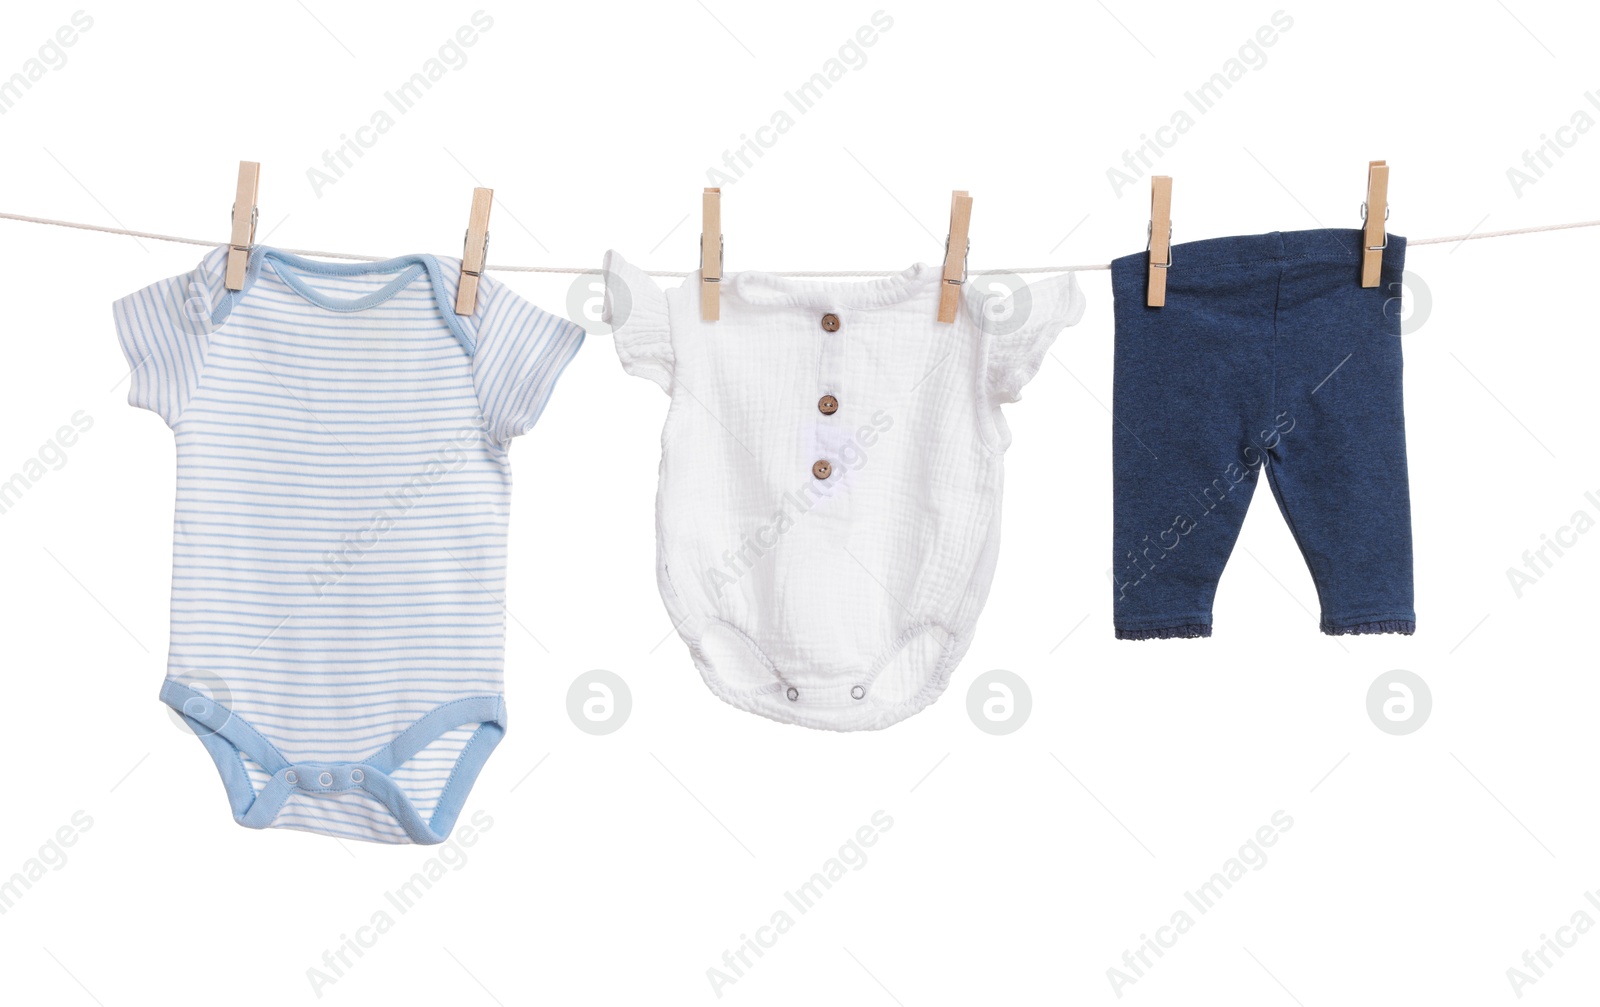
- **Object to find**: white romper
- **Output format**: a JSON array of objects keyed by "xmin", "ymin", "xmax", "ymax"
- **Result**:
[{"xmin": 603, "ymin": 251, "xmax": 1084, "ymax": 731}]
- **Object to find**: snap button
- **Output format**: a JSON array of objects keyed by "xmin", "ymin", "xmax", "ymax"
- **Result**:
[
  {"xmin": 821, "ymin": 313, "xmax": 841, "ymax": 332},
  {"xmin": 818, "ymin": 394, "xmax": 838, "ymax": 415},
  {"xmin": 786, "ymin": 687, "xmax": 799, "ymax": 701},
  {"xmin": 318, "ymin": 772, "xmax": 334, "ymax": 787},
  {"xmin": 812, "ymin": 460, "xmax": 832, "ymax": 480},
  {"xmin": 851, "ymin": 685, "xmax": 865, "ymax": 700},
  {"xmin": 350, "ymin": 769, "xmax": 364, "ymax": 783},
  {"xmin": 284, "ymin": 770, "xmax": 298, "ymax": 784}
]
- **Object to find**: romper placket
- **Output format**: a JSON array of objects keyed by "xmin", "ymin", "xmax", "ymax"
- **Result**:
[{"xmin": 811, "ymin": 310, "xmax": 847, "ymax": 486}]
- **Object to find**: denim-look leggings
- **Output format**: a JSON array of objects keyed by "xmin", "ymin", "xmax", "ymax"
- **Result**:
[{"xmin": 1109, "ymin": 229, "xmax": 1415, "ymax": 639}]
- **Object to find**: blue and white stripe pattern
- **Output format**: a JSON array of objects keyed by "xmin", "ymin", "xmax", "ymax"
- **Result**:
[{"xmin": 115, "ymin": 245, "xmax": 583, "ymax": 844}]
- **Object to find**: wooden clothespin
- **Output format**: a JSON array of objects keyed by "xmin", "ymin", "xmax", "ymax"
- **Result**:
[
  {"xmin": 937, "ymin": 190, "xmax": 973, "ymax": 323},
  {"xmin": 455, "ymin": 187, "xmax": 493, "ymax": 315},
  {"xmin": 1146, "ymin": 176, "xmax": 1173, "ymax": 308},
  {"xmin": 701, "ymin": 188, "xmax": 722, "ymax": 321},
  {"xmin": 225, "ymin": 161, "xmax": 260, "ymax": 291},
  {"xmin": 1360, "ymin": 160, "xmax": 1389, "ymax": 288}
]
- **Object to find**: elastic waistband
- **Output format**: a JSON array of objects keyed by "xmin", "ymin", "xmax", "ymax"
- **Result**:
[{"xmin": 1114, "ymin": 228, "xmax": 1406, "ymax": 273}]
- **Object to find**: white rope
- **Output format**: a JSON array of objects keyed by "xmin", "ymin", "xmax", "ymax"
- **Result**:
[
  {"xmin": 1408, "ymin": 219, "xmax": 1600, "ymax": 245},
  {"xmin": 1, "ymin": 210, "xmax": 1595, "ymax": 277}
]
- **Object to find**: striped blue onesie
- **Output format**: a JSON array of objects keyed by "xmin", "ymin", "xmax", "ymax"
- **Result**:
[{"xmin": 114, "ymin": 245, "xmax": 584, "ymax": 844}]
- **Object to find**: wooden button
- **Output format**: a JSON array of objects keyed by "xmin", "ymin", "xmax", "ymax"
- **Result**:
[
  {"xmin": 820, "ymin": 313, "xmax": 841, "ymax": 332},
  {"xmin": 812, "ymin": 460, "xmax": 832, "ymax": 480},
  {"xmin": 818, "ymin": 395, "xmax": 838, "ymax": 415}
]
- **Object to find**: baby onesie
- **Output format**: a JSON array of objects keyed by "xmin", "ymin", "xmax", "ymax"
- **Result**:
[
  {"xmin": 603, "ymin": 251, "xmax": 1084, "ymax": 730},
  {"xmin": 115, "ymin": 245, "xmax": 583, "ymax": 843}
]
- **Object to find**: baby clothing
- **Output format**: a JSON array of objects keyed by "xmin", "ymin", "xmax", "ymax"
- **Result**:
[
  {"xmin": 1109, "ymin": 228, "xmax": 1414, "ymax": 639},
  {"xmin": 115, "ymin": 245, "xmax": 583, "ymax": 843},
  {"xmin": 603, "ymin": 250, "xmax": 1084, "ymax": 730}
]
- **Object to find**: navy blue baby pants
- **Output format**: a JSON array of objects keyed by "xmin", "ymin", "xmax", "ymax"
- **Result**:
[{"xmin": 1110, "ymin": 229, "xmax": 1415, "ymax": 639}]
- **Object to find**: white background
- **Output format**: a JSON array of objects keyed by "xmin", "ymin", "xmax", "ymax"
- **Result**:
[{"xmin": 0, "ymin": 1, "xmax": 1596, "ymax": 1004}]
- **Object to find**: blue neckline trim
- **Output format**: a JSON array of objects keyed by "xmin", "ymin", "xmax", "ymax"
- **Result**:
[{"xmin": 212, "ymin": 246, "xmax": 478, "ymax": 356}]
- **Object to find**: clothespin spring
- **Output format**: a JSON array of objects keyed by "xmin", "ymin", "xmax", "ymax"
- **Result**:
[
  {"xmin": 700, "ymin": 233, "xmax": 723, "ymax": 283},
  {"xmin": 1360, "ymin": 201, "xmax": 1389, "ymax": 252},
  {"xmin": 1146, "ymin": 220, "xmax": 1172, "ymax": 269},
  {"xmin": 230, "ymin": 203, "xmax": 258, "ymax": 256},
  {"xmin": 942, "ymin": 234, "xmax": 969, "ymax": 290},
  {"xmin": 462, "ymin": 227, "xmax": 490, "ymax": 280}
]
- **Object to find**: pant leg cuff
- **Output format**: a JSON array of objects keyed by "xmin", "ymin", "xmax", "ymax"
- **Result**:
[
  {"xmin": 1321, "ymin": 619, "xmax": 1415, "ymax": 637},
  {"xmin": 1116, "ymin": 623, "xmax": 1212, "ymax": 641}
]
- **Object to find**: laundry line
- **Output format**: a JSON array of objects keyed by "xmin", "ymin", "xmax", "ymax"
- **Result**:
[{"xmin": 2, "ymin": 210, "xmax": 1597, "ymax": 278}]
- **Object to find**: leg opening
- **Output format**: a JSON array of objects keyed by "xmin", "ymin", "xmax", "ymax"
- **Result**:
[
  {"xmin": 1321, "ymin": 618, "xmax": 1416, "ymax": 637},
  {"xmin": 161, "ymin": 680, "xmax": 504, "ymax": 846},
  {"xmin": 1116, "ymin": 623, "xmax": 1213, "ymax": 641}
]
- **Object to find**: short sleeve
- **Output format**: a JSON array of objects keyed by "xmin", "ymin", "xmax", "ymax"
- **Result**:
[
  {"xmin": 601, "ymin": 250, "xmax": 672, "ymax": 393},
  {"xmin": 112, "ymin": 246, "xmax": 230, "ymax": 426},
  {"xmin": 470, "ymin": 275, "xmax": 587, "ymax": 446},
  {"xmin": 980, "ymin": 271, "xmax": 1085, "ymax": 405}
]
